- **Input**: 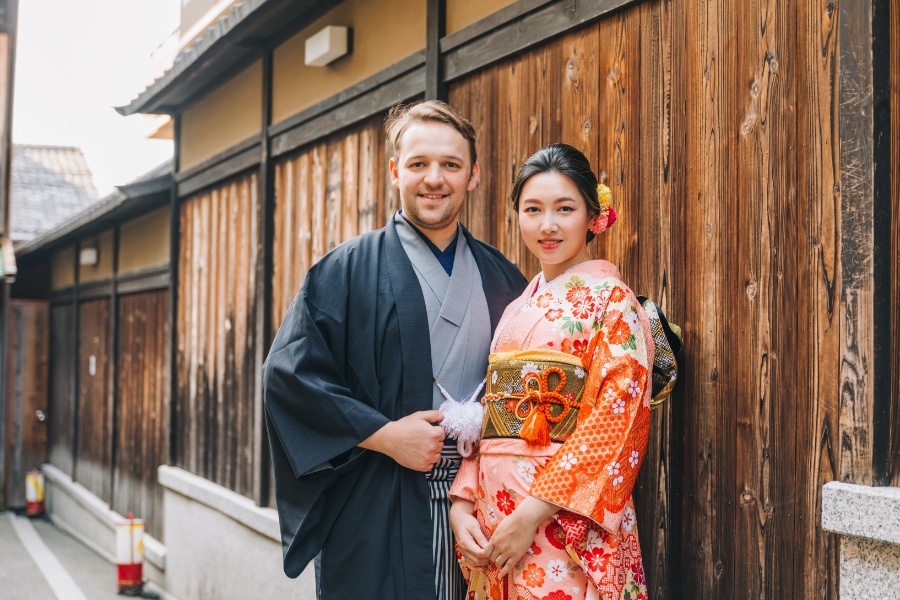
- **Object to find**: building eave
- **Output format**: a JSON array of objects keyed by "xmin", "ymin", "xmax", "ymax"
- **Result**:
[{"xmin": 116, "ymin": 0, "xmax": 340, "ymax": 117}]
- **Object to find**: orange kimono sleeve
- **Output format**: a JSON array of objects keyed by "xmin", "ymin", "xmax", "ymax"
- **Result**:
[{"xmin": 528, "ymin": 284, "xmax": 654, "ymax": 534}]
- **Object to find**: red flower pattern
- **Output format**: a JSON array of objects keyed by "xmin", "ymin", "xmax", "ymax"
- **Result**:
[
  {"xmin": 572, "ymin": 339, "xmax": 589, "ymax": 358},
  {"xmin": 542, "ymin": 592, "xmax": 573, "ymax": 600},
  {"xmin": 545, "ymin": 308, "xmax": 563, "ymax": 322},
  {"xmin": 565, "ymin": 286, "xmax": 591, "ymax": 304},
  {"xmin": 496, "ymin": 489, "xmax": 515, "ymax": 515},
  {"xmin": 585, "ymin": 547, "xmax": 611, "ymax": 573}
]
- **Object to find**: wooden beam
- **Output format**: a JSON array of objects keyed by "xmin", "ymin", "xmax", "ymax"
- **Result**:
[
  {"xmin": 177, "ymin": 144, "xmax": 261, "ymax": 198},
  {"xmin": 169, "ymin": 114, "xmax": 181, "ymax": 467},
  {"xmin": 268, "ymin": 51, "xmax": 425, "ymax": 138},
  {"xmin": 442, "ymin": 0, "xmax": 640, "ymax": 82},
  {"xmin": 426, "ymin": 0, "xmax": 447, "ymax": 101},
  {"xmin": 116, "ymin": 265, "xmax": 170, "ymax": 295},
  {"xmin": 838, "ymin": 0, "xmax": 876, "ymax": 485},
  {"xmin": 109, "ymin": 227, "xmax": 120, "ymax": 503},
  {"xmin": 254, "ymin": 49, "xmax": 275, "ymax": 506},
  {"xmin": 872, "ymin": 0, "xmax": 894, "ymax": 484},
  {"xmin": 271, "ymin": 66, "xmax": 424, "ymax": 158}
]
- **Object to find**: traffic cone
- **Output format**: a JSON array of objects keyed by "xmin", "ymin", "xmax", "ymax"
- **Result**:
[{"xmin": 25, "ymin": 469, "xmax": 44, "ymax": 516}]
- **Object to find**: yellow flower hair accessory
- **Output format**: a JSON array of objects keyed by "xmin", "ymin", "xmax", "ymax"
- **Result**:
[{"xmin": 590, "ymin": 184, "xmax": 617, "ymax": 234}]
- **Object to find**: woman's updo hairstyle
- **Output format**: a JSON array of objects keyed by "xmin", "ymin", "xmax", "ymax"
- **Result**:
[{"xmin": 511, "ymin": 144, "xmax": 603, "ymax": 243}]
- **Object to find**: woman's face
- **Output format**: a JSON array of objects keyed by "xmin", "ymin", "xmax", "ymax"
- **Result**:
[{"xmin": 517, "ymin": 172, "xmax": 592, "ymax": 281}]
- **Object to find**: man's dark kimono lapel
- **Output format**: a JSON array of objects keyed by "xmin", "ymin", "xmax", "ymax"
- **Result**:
[{"xmin": 384, "ymin": 219, "xmax": 434, "ymax": 415}]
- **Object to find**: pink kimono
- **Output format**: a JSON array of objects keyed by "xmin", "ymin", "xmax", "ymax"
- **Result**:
[{"xmin": 449, "ymin": 260, "xmax": 654, "ymax": 600}]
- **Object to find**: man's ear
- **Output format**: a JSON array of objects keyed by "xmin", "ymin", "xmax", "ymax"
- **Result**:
[
  {"xmin": 467, "ymin": 161, "xmax": 481, "ymax": 191},
  {"xmin": 389, "ymin": 157, "xmax": 400, "ymax": 188}
]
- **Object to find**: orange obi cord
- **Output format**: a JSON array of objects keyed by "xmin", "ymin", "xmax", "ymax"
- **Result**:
[{"xmin": 512, "ymin": 368, "xmax": 581, "ymax": 446}]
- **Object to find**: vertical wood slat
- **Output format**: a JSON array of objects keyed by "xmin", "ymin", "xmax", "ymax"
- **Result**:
[
  {"xmin": 76, "ymin": 298, "xmax": 112, "ymax": 503},
  {"xmin": 49, "ymin": 303, "xmax": 75, "ymax": 476},
  {"xmin": 4, "ymin": 301, "xmax": 49, "ymax": 506},
  {"xmin": 890, "ymin": 0, "xmax": 900, "ymax": 487},
  {"xmin": 113, "ymin": 291, "xmax": 168, "ymax": 538},
  {"xmin": 177, "ymin": 172, "xmax": 258, "ymax": 497},
  {"xmin": 271, "ymin": 116, "xmax": 387, "ymax": 331}
]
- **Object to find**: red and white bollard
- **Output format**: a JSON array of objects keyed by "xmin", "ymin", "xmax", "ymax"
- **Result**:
[
  {"xmin": 116, "ymin": 513, "xmax": 144, "ymax": 592},
  {"xmin": 25, "ymin": 469, "xmax": 44, "ymax": 516}
]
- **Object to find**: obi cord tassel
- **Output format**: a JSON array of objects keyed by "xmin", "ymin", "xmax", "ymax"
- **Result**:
[{"xmin": 435, "ymin": 378, "xmax": 486, "ymax": 457}]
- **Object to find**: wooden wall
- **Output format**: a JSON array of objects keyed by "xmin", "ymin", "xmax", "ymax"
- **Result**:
[
  {"xmin": 3, "ymin": 301, "xmax": 49, "ymax": 507},
  {"xmin": 113, "ymin": 290, "xmax": 169, "ymax": 538},
  {"xmin": 446, "ymin": 1, "xmax": 845, "ymax": 598},
  {"xmin": 48, "ymin": 303, "xmax": 74, "ymax": 476},
  {"xmin": 177, "ymin": 172, "xmax": 259, "ymax": 498},
  {"xmin": 272, "ymin": 115, "xmax": 396, "ymax": 325},
  {"xmin": 264, "ymin": 3, "xmax": 893, "ymax": 591},
  {"xmin": 76, "ymin": 298, "xmax": 112, "ymax": 503}
]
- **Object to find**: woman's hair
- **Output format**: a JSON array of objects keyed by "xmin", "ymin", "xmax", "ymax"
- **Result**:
[
  {"xmin": 384, "ymin": 100, "xmax": 477, "ymax": 165},
  {"xmin": 511, "ymin": 144, "xmax": 602, "ymax": 242}
]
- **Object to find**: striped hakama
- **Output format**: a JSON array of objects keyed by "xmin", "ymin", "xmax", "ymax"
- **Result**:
[{"xmin": 427, "ymin": 443, "xmax": 466, "ymax": 600}]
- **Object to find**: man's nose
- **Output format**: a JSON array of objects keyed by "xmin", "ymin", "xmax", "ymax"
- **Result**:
[{"xmin": 423, "ymin": 163, "xmax": 443, "ymax": 186}]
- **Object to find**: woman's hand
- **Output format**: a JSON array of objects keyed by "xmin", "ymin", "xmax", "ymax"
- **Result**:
[
  {"xmin": 485, "ymin": 496, "xmax": 558, "ymax": 577},
  {"xmin": 449, "ymin": 500, "xmax": 490, "ymax": 567}
]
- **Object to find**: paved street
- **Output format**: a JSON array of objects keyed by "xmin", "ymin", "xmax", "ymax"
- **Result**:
[{"xmin": 0, "ymin": 512, "xmax": 168, "ymax": 600}]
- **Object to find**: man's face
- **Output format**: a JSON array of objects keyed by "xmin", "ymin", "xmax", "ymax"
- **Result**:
[{"xmin": 389, "ymin": 121, "xmax": 480, "ymax": 238}]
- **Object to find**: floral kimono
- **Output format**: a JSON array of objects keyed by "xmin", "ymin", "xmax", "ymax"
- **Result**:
[{"xmin": 449, "ymin": 260, "xmax": 654, "ymax": 600}]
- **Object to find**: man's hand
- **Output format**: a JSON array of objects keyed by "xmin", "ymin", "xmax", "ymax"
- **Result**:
[
  {"xmin": 449, "ymin": 500, "xmax": 490, "ymax": 567},
  {"xmin": 485, "ymin": 496, "xmax": 558, "ymax": 577},
  {"xmin": 359, "ymin": 410, "xmax": 446, "ymax": 471}
]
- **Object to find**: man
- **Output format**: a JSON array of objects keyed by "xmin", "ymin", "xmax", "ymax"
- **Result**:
[{"xmin": 264, "ymin": 101, "xmax": 528, "ymax": 600}]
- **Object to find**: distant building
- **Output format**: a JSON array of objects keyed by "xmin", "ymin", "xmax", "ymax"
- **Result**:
[{"xmin": 9, "ymin": 144, "xmax": 99, "ymax": 243}]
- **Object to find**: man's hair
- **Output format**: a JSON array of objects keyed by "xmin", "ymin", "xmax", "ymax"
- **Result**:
[{"xmin": 384, "ymin": 100, "xmax": 477, "ymax": 165}]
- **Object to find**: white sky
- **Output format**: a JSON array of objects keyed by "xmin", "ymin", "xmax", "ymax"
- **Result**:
[{"xmin": 13, "ymin": 0, "xmax": 180, "ymax": 196}]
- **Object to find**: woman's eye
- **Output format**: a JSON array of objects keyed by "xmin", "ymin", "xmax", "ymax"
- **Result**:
[
  {"xmin": 559, "ymin": 206, "xmax": 574, "ymax": 212},
  {"xmin": 523, "ymin": 207, "xmax": 540, "ymax": 213}
]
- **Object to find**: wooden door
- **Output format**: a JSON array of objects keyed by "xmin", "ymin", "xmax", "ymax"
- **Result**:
[{"xmin": 4, "ymin": 300, "xmax": 50, "ymax": 507}]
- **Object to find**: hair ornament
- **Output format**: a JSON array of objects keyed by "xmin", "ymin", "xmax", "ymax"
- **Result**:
[{"xmin": 590, "ymin": 184, "xmax": 616, "ymax": 234}]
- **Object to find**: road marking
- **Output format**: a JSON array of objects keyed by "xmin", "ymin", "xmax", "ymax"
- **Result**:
[{"xmin": 7, "ymin": 513, "xmax": 89, "ymax": 600}]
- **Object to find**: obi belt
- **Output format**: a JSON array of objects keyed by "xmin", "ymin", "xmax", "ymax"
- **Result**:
[{"xmin": 482, "ymin": 349, "xmax": 586, "ymax": 446}]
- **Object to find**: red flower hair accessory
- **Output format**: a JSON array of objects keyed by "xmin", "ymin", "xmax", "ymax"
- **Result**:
[{"xmin": 590, "ymin": 184, "xmax": 616, "ymax": 234}]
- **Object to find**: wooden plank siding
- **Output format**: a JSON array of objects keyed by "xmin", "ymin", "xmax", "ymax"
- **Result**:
[
  {"xmin": 445, "ymin": 1, "xmax": 845, "ymax": 597},
  {"xmin": 272, "ymin": 115, "xmax": 387, "ymax": 327},
  {"xmin": 113, "ymin": 290, "xmax": 169, "ymax": 539},
  {"xmin": 177, "ymin": 173, "xmax": 259, "ymax": 498},
  {"xmin": 48, "ymin": 303, "xmax": 75, "ymax": 476},
  {"xmin": 4, "ymin": 301, "xmax": 49, "ymax": 507},
  {"xmin": 76, "ymin": 298, "xmax": 113, "ymax": 503}
]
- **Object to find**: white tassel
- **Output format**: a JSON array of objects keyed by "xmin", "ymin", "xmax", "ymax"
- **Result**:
[{"xmin": 436, "ymin": 379, "xmax": 486, "ymax": 457}]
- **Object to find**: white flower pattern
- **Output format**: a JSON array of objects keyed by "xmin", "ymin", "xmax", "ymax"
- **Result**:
[
  {"xmin": 560, "ymin": 453, "xmax": 578, "ymax": 470},
  {"xmin": 612, "ymin": 398, "xmax": 626, "ymax": 414},
  {"xmin": 629, "ymin": 450, "xmax": 640, "ymax": 468},
  {"xmin": 516, "ymin": 460, "xmax": 536, "ymax": 484},
  {"xmin": 546, "ymin": 559, "xmax": 568, "ymax": 582}
]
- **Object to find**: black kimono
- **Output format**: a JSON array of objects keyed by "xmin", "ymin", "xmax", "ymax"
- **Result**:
[{"xmin": 264, "ymin": 217, "xmax": 527, "ymax": 599}]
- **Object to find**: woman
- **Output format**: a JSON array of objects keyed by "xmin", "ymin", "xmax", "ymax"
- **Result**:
[{"xmin": 448, "ymin": 144, "xmax": 653, "ymax": 600}]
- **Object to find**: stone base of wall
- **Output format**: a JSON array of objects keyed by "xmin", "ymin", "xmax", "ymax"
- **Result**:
[
  {"xmin": 158, "ymin": 465, "xmax": 315, "ymax": 600},
  {"xmin": 822, "ymin": 481, "xmax": 900, "ymax": 598},
  {"xmin": 42, "ymin": 463, "xmax": 316, "ymax": 600},
  {"xmin": 43, "ymin": 464, "xmax": 167, "ymax": 591}
]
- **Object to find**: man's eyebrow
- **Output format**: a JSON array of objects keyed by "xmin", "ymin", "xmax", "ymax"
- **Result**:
[{"xmin": 404, "ymin": 154, "xmax": 465, "ymax": 161}]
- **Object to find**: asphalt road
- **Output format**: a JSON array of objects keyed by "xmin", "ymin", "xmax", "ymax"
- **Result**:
[{"xmin": 0, "ymin": 511, "xmax": 168, "ymax": 600}]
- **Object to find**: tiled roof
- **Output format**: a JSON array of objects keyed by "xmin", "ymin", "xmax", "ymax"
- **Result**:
[
  {"xmin": 14, "ymin": 159, "xmax": 173, "ymax": 258},
  {"xmin": 10, "ymin": 144, "xmax": 100, "ymax": 243}
]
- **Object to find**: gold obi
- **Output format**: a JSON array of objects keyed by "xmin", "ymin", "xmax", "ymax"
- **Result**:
[{"xmin": 482, "ymin": 349, "xmax": 587, "ymax": 444}]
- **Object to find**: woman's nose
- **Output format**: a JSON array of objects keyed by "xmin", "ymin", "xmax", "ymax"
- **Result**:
[{"xmin": 541, "ymin": 215, "xmax": 558, "ymax": 232}]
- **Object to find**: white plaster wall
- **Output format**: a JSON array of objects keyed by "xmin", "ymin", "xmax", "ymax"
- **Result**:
[{"xmin": 159, "ymin": 466, "xmax": 316, "ymax": 600}]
